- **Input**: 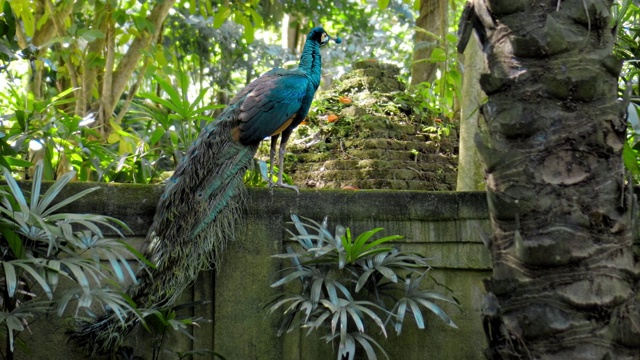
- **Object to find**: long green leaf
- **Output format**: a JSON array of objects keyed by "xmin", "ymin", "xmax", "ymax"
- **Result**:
[
  {"xmin": 50, "ymin": 87, "xmax": 77, "ymax": 105},
  {"xmin": 189, "ymin": 88, "xmax": 208, "ymax": 113},
  {"xmin": 362, "ymin": 235, "xmax": 403, "ymax": 252},
  {"xmin": 354, "ymin": 228, "xmax": 384, "ymax": 251},
  {"xmin": 351, "ymin": 333, "xmax": 376, "ymax": 360},
  {"xmin": 1, "ymin": 226, "xmax": 25, "ymax": 259},
  {"xmin": 155, "ymin": 75, "xmax": 186, "ymax": 116},
  {"xmin": 12, "ymin": 260, "xmax": 53, "ymax": 299},
  {"xmin": 271, "ymin": 269, "xmax": 313, "ymax": 287},
  {"xmin": 105, "ymin": 252, "xmax": 125, "ymax": 283},
  {"xmin": 2, "ymin": 166, "xmax": 27, "ymax": 208},
  {"xmin": 408, "ymin": 298, "xmax": 425, "ymax": 329},
  {"xmin": 323, "ymin": 279, "xmax": 339, "ymax": 304},
  {"xmin": 393, "ymin": 299, "xmax": 408, "ymax": 333},
  {"xmin": 5, "ymin": 312, "xmax": 24, "ymax": 353},
  {"xmin": 415, "ymin": 298, "xmax": 457, "ymax": 328},
  {"xmin": 307, "ymin": 310, "xmax": 332, "ymax": 334},
  {"xmin": 339, "ymin": 307, "xmax": 347, "ymax": 342},
  {"xmin": 333, "ymin": 281, "xmax": 354, "ymax": 302},
  {"xmin": 358, "ymin": 247, "xmax": 394, "ymax": 260},
  {"xmin": 139, "ymin": 92, "xmax": 181, "ymax": 114},
  {"xmin": 45, "ymin": 259, "xmax": 61, "ymax": 292},
  {"xmin": 64, "ymin": 262, "xmax": 92, "ymax": 293},
  {"xmin": 35, "ymin": 170, "xmax": 74, "ymax": 213},
  {"xmin": 376, "ymin": 266, "xmax": 397, "ymax": 283},
  {"xmin": 345, "ymin": 306, "xmax": 365, "ymax": 333},
  {"xmin": 353, "ymin": 332, "xmax": 390, "ymax": 360},
  {"xmin": 2, "ymin": 261, "xmax": 18, "ymax": 297},
  {"xmin": 355, "ymin": 268, "xmax": 376, "ymax": 293},
  {"xmin": 40, "ymin": 185, "xmax": 98, "ymax": 216},
  {"xmin": 352, "ymin": 301, "xmax": 387, "ymax": 337},
  {"xmin": 30, "ymin": 160, "xmax": 43, "ymax": 211},
  {"xmin": 268, "ymin": 295, "xmax": 302, "ymax": 313},
  {"xmin": 417, "ymin": 290, "xmax": 460, "ymax": 305},
  {"xmin": 109, "ymin": 250, "xmax": 137, "ymax": 283},
  {"xmin": 118, "ymin": 239, "xmax": 155, "ymax": 269}
]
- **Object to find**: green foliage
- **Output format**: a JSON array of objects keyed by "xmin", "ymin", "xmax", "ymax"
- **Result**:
[
  {"xmin": 131, "ymin": 69, "xmax": 223, "ymax": 167},
  {"xmin": 0, "ymin": 160, "xmax": 146, "ymax": 357},
  {"xmin": 411, "ymin": 29, "xmax": 462, "ymax": 120},
  {"xmin": 268, "ymin": 214, "xmax": 459, "ymax": 360},
  {"xmin": 243, "ymin": 159, "xmax": 294, "ymax": 188},
  {"xmin": 616, "ymin": 3, "xmax": 640, "ymax": 181},
  {"xmin": 1, "ymin": 0, "xmax": 422, "ymax": 186},
  {"xmin": 121, "ymin": 301, "xmax": 226, "ymax": 360},
  {"xmin": 0, "ymin": 82, "xmax": 160, "ymax": 183}
]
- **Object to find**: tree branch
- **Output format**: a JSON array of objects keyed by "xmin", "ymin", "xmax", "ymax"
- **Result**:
[
  {"xmin": 115, "ymin": 59, "xmax": 151, "ymax": 124},
  {"xmin": 106, "ymin": 0, "xmax": 176, "ymax": 119},
  {"xmin": 44, "ymin": 0, "xmax": 81, "ymax": 114},
  {"xmin": 81, "ymin": 2, "xmax": 110, "ymax": 118},
  {"xmin": 32, "ymin": 1, "xmax": 74, "ymax": 47},
  {"xmin": 99, "ymin": 12, "xmax": 116, "ymax": 134}
]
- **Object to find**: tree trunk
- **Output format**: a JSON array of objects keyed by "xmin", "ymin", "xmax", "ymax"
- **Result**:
[
  {"xmin": 411, "ymin": 0, "xmax": 447, "ymax": 86},
  {"xmin": 457, "ymin": 33, "xmax": 486, "ymax": 191},
  {"xmin": 459, "ymin": 0, "xmax": 639, "ymax": 358},
  {"xmin": 105, "ymin": 0, "xmax": 176, "ymax": 122}
]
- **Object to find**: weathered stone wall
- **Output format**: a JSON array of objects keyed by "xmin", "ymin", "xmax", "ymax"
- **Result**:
[{"xmin": 15, "ymin": 184, "xmax": 490, "ymax": 360}]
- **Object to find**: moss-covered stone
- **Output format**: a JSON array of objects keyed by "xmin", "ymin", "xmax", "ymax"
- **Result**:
[{"xmin": 265, "ymin": 61, "xmax": 459, "ymax": 191}]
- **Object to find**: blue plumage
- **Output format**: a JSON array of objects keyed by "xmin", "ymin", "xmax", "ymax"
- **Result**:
[{"xmin": 69, "ymin": 26, "xmax": 340, "ymax": 355}]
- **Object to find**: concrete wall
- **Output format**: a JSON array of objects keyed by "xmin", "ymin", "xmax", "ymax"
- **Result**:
[{"xmin": 15, "ymin": 184, "xmax": 491, "ymax": 359}]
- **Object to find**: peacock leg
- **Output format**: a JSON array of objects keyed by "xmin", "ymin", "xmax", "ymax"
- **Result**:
[
  {"xmin": 269, "ymin": 134, "xmax": 279, "ymax": 186},
  {"xmin": 274, "ymin": 130, "xmax": 299, "ymax": 193}
]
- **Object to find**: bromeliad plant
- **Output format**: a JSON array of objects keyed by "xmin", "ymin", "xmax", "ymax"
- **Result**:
[
  {"xmin": 0, "ymin": 160, "xmax": 147, "ymax": 359},
  {"xmin": 268, "ymin": 214, "xmax": 459, "ymax": 360}
]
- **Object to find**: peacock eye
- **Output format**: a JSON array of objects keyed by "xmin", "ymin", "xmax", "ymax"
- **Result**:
[{"xmin": 320, "ymin": 33, "xmax": 329, "ymax": 45}]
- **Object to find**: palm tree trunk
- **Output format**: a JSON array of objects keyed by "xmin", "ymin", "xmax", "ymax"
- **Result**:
[{"xmin": 459, "ymin": 0, "xmax": 639, "ymax": 358}]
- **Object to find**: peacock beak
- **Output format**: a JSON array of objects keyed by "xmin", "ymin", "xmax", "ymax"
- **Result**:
[
  {"xmin": 320, "ymin": 33, "xmax": 330, "ymax": 46},
  {"xmin": 320, "ymin": 32, "xmax": 342, "ymax": 47}
]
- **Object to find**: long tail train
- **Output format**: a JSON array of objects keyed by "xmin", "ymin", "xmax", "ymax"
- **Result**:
[{"xmin": 69, "ymin": 115, "xmax": 258, "ymax": 354}]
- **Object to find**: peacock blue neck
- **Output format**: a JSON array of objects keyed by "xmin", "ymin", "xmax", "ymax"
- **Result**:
[{"xmin": 297, "ymin": 39, "xmax": 322, "ymax": 89}]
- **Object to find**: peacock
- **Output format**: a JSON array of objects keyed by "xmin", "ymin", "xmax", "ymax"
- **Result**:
[{"xmin": 69, "ymin": 26, "xmax": 341, "ymax": 355}]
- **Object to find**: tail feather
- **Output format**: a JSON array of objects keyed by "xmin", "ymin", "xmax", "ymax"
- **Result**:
[{"xmin": 69, "ymin": 113, "xmax": 258, "ymax": 354}]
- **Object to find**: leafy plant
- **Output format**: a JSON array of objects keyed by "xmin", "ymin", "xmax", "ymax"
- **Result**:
[
  {"xmin": 268, "ymin": 214, "xmax": 459, "ymax": 360},
  {"xmin": 243, "ymin": 158, "xmax": 295, "ymax": 188},
  {"xmin": 617, "ymin": 3, "xmax": 640, "ymax": 182},
  {"xmin": 0, "ymin": 82, "xmax": 160, "ymax": 183},
  {"xmin": 126, "ymin": 301, "xmax": 226, "ymax": 360},
  {"xmin": 0, "ymin": 160, "xmax": 146, "ymax": 358},
  {"xmin": 132, "ymin": 71, "xmax": 224, "ymax": 165},
  {"xmin": 411, "ymin": 27, "xmax": 462, "ymax": 121}
]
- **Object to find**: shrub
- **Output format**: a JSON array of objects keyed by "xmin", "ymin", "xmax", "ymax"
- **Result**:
[
  {"xmin": 0, "ymin": 161, "xmax": 146, "ymax": 358},
  {"xmin": 268, "ymin": 214, "xmax": 459, "ymax": 360}
]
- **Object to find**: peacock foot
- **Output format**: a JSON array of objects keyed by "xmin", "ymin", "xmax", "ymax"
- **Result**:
[{"xmin": 269, "ymin": 181, "xmax": 300, "ymax": 194}]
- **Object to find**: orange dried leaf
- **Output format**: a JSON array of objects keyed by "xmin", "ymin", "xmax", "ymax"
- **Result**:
[
  {"xmin": 327, "ymin": 114, "xmax": 339, "ymax": 123},
  {"xmin": 338, "ymin": 96, "xmax": 352, "ymax": 104}
]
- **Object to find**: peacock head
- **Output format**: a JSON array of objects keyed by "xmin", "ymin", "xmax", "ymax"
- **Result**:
[{"xmin": 307, "ymin": 26, "xmax": 342, "ymax": 47}]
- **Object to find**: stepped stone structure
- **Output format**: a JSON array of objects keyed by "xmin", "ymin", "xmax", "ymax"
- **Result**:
[{"xmin": 283, "ymin": 60, "xmax": 458, "ymax": 190}]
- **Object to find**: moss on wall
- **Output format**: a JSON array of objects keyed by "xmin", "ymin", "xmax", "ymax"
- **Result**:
[
  {"xmin": 258, "ymin": 61, "xmax": 459, "ymax": 191},
  {"xmin": 14, "ymin": 184, "xmax": 490, "ymax": 360}
]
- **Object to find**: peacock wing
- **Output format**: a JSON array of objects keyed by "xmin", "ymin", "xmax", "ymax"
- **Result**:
[{"xmin": 233, "ymin": 69, "xmax": 310, "ymax": 145}]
